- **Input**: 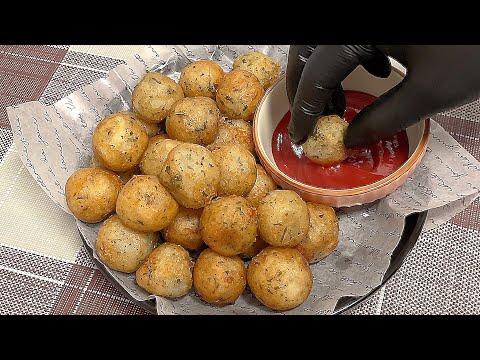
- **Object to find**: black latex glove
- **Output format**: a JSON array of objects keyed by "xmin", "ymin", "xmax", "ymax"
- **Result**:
[{"xmin": 287, "ymin": 45, "xmax": 480, "ymax": 147}]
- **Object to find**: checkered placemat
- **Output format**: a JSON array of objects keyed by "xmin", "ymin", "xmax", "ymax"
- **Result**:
[{"xmin": 0, "ymin": 45, "xmax": 479, "ymax": 314}]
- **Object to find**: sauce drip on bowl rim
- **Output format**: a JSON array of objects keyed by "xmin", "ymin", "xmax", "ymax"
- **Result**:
[{"xmin": 272, "ymin": 91, "xmax": 410, "ymax": 190}]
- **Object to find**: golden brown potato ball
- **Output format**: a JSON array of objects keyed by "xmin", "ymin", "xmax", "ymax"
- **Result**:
[
  {"xmin": 296, "ymin": 203, "xmax": 339, "ymax": 263},
  {"xmin": 139, "ymin": 135, "xmax": 181, "ymax": 177},
  {"xmin": 303, "ymin": 115, "xmax": 348, "ymax": 166},
  {"xmin": 200, "ymin": 196, "xmax": 257, "ymax": 256},
  {"xmin": 207, "ymin": 118, "xmax": 255, "ymax": 153},
  {"xmin": 161, "ymin": 206, "xmax": 204, "ymax": 251},
  {"xmin": 159, "ymin": 143, "xmax": 220, "ymax": 209},
  {"xmin": 92, "ymin": 112, "xmax": 149, "ymax": 172},
  {"xmin": 211, "ymin": 144, "xmax": 257, "ymax": 196},
  {"xmin": 239, "ymin": 237, "xmax": 268, "ymax": 259},
  {"xmin": 193, "ymin": 248, "xmax": 247, "ymax": 305},
  {"xmin": 132, "ymin": 72, "xmax": 184, "ymax": 123},
  {"xmin": 245, "ymin": 164, "xmax": 277, "ymax": 207},
  {"xmin": 120, "ymin": 111, "xmax": 159, "ymax": 137},
  {"xmin": 257, "ymin": 190, "xmax": 309, "ymax": 247},
  {"xmin": 216, "ymin": 70, "xmax": 264, "ymax": 121},
  {"xmin": 247, "ymin": 247, "xmax": 312, "ymax": 311},
  {"xmin": 136, "ymin": 243, "xmax": 193, "ymax": 298},
  {"xmin": 166, "ymin": 97, "xmax": 220, "ymax": 145},
  {"xmin": 116, "ymin": 175, "xmax": 179, "ymax": 232},
  {"xmin": 233, "ymin": 51, "xmax": 281, "ymax": 89},
  {"xmin": 65, "ymin": 167, "xmax": 122, "ymax": 223},
  {"xmin": 95, "ymin": 215, "xmax": 159, "ymax": 273},
  {"xmin": 116, "ymin": 165, "xmax": 141, "ymax": 185},
  {"xmin": 179, "ymin": 60, "xmax": 225, "ymax": 99}
]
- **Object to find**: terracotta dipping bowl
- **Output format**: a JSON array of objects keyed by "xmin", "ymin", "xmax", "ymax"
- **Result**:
[{"xmin": 253, "ymin": 61, "xmax": 430, "ymax": 208}]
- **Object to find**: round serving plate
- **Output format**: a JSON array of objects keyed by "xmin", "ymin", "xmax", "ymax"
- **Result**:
[{"xmin": 79, "ymin": 210, "xmax": 427, "ymax": 315}]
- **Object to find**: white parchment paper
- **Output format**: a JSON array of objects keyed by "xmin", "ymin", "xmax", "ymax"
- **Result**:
[{"xmin": 7, "ymin": 45, "xmax": 480, "ymax": 314}]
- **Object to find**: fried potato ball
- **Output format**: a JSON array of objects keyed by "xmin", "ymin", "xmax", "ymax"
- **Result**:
[
  {"xmin": 200, "ymin": 196, "xmax": 257, "ymax": 256},
  {"xmin": 132, "ymin": 72, "xmax": 184, "ymax": 123},
  {"xmin": 257, "ymin": 190, "xmax": 309, "ymax": 247},
  {"xmin": 232, "ymin": 51, "xmax": 281, "ymax": 89},
  {"xmin": 95, "ymin": 215, "xmax": 159, "ymax": 273},
  {"xmin": 92, "ymin": 112, "xmax": 149, "ymax": 172},
  {"xmin": 65, "ymin": 167, "xmax": 122, "ymax": 223},
  {"xmin": 116, "ymin": 165, "xmax": 141, "ymax": 185},
  {"xmin": 161, "ymin": 206, "xmax": 204, "ymax": 251},
  {"xmin": 211, "ymin": 144, "xmax": 257, "ymax": 196},
  {"xmin": 216, "ymin": 70, "xmax": 264, "ymax": 121},
  {"xmin": 120, "ymin": 111, "xmax": 159, "ymax": 137},
  {"xmin": 193, "ymin": 248, "xmax": 247, "ymax": 305},
  {"xmin": 239, "ymin": 237, "xmax": 268, "ymax": 259},
  {"xmin": 166, "ymin": 97, "xmax": 220, "ymax": 145},
  {"xmin": 136, "ymin": 243, "xmax": 193, "ymax": 298},
  {"xmin": 207, "ymin": 118, "xmax": 255, "ymax": 153},
  {"xmin": 303, "ymin": 115, "xmax": 348, "ymax": 166},
  {"xmin": 159, "ymin": 143, "xmax": 220, "ymax": 209},
  {"xmin": 247, "ymin": 247, "xmax": 312, "ymax": 311},
  {"xmin": 245, "ymin": 164, "xmax": 277, "ymax": 207},
  {"xmin": 179, "ymin": 60, "xmax": 225, "ymax": 99},
  {"xmin": 296, "ymin": 203, "xmax": 339, "ymax": 263},
  {"xmin": 139, "ymin": 135, "xmax": 181, "ymax": 177},
  {"xmin": 116, "ymin": 175, "xmax": 179, "ymax": 232}
]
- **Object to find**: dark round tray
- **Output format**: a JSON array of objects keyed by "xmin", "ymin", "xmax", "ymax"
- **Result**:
[{"xmin": 80, "ymin": 210, "xmax": 427, "ymax": 315}]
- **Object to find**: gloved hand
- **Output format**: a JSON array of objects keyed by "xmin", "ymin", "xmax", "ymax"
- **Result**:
[{"xmin": 287, "ymin": 45, "xmax": 480, "ymax": 147}]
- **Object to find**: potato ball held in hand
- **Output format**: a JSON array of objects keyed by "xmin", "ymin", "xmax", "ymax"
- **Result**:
[
  {"xmin": 233, "ymin": 51, "xmax": 281, "ymax": 90},
  {"xmin": 193, "ymin": 248, "xmax": 247, "ymax": 305},
  {"xmin": 247, "ymin": 247, "xmax": 312, "ymax": 311},
  {"xmin": 95, "ymin": 215, "xmax": 159, "ymax": 273},
  {"xmin": 139, "ymin": 136, "xmax": 181, "ymax": 177},
  {"xmin": 161, "ymin": 206, "xmax": 204, "ymax": 251},
  {"xmin": 116, "ymin": 175, "xmax": 179, "ymax": 232},
  {"xmin": 132, "ymin": 72, "xmax": 184, "ymax": 123},
  {"xmin": 257, "ymin": 190, "xmax": 309, "ymax": 247},
  {"xmin": 200, "ymin": 196, "xmax": 257, "ymax": 256},
  {"xmin": 245, "ymin": 164, "xmax": 277, "ymax": 208},
  {"xmin": 296, "ymin": 203, "xmax": 339, "ymax": 263},
  {"xmin": 92, "ymin": 112, "xmax": 149, "ymax": 172},
  {"xmin": 65, "ymin": 167, "xmax": 122, "ymax": 223},
  {"xmin": 302, "ymin": 115, "xmax": 348, "ymax": 166},
  {"xmin": 216, "ymin": 70, "xmax": 264, "ymax": 121},
  {"xmin": 166, "ymin": 97, "xmax": 220, "ymax": 145},
  {"xmin": 211, "ymin": 144, "xmax": 257, "ymax": 196},
  {"xmin": 207, "ymin": 118, "xmax": 255, "ymax": 153},
  {"xmin": 136, "ymin": 243, "xmax": 193, "ymax": 298},
  {"xmin": 159, "ymin": 143, "xmax": 220, "ymax": 209},
  {"xmin": 179, "ymin": 60, "xmax": 225, "ymax": 99}
]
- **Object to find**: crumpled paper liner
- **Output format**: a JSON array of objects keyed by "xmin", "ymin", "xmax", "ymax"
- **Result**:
[{"xmin": 7, "ymin": 45, "xmax": 480, "ymax": 314}]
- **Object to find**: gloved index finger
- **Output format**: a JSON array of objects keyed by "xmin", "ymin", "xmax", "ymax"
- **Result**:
[
  {"xmin": 288, "ymin": 45, "xmax": 376, "ymax": 143},
  {"xmin": 286, "ymin": 45, "xmax": 317, "ymax": 106}
]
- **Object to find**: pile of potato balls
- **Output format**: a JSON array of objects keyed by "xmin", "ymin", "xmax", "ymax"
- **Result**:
[{"xmin": 65, "ymin": 51, "xmax": 339, "ymax": 311}]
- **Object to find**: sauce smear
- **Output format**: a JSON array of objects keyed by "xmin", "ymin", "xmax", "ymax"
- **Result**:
[{"xmin": 272, "ymin": 90, "xmax": 409, "ymax": 189}]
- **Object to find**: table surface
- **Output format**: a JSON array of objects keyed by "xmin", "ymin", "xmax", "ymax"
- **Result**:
[{"xmin": 1, "ymin": 45, "xmax": 479, "ymax": 315}]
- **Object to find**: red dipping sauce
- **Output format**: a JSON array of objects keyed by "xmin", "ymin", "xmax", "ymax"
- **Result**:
[{"xmin": 272, "ymin": 91, "xmax": 409, "ymax": 189}]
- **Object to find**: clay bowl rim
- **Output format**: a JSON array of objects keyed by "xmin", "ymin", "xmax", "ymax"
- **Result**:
[{"xmin": 252, "ymin": 72, "xmax": 431, "ymax": 198}]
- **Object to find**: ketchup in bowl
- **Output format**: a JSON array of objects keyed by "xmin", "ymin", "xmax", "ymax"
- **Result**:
[{"xmin": 272, "ymin": 90, "xmax": 409, "ymax": 190}]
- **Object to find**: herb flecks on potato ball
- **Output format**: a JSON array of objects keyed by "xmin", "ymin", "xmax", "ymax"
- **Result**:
[
  {"xmin": 245, "ymin": 164, "xmax": 277, "ymax": 208},
  {"xmin": 207, "ymin": 118, "xmax": 255, "ymax": 153},
  {"xmin": 233, "ymin": 51, "xmax": 281, "ymax": 90},
  {"xmin": 200, "ymin": 196, "xmax": 257, "ymax": 256},
  {"xmin": 116, "ymin": 175, "xmax": 179, "ymax": 232},
  {"xmin": 139, "ymin": 136, "xmax": 181, "ymax": 177},
  {"xmin": 257, "ymin": 190, "xmax": 309, "ymax": 247},
  {"xmin": 216, "ymin": 70, "xmax": 264, "ymax": 121},
  {"xmin": 161, "ymin": 206, "xmax": 205, "ymax": 251},
  {"xmin": 166, "ymin": 97, "xmax": 220, "ymax": 145},
  {"xmin": 247, "ymin": 247, "xmax": 313, "ymax": 311},
  {"xmin": 193, "ymin": 248, "xmax": 247, "ymax": 305},
  {"xmin": 92, "ymin": 112, "xmax": 149, "ymax": 172},
  {"xmin": 302, "ymin": 115, "xmax": 349, "ymax": 166},
  {"xmin": 132, "ymin": 72, "xmax": 184, "ymax": 123},
  {"xmin": 136, "ymin": 243, "xmax": 193, "ymax": 298},
  {"xmin": 65, "ymin": 167, "xmax": 123, "ymax": 223},
  {"xmin": 179, "ymin": 60, "xmax": 225, "ymax": 99},
  {"xmin": 159, "ymin": 143, "xmax": 220, "ymax": 209},
  {"xmin": 95, "ymin": 215, "xmax": 159, "ymax": 273}
]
